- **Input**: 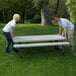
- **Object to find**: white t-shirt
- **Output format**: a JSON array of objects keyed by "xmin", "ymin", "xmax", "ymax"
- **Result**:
[
  {"xmin": 58, "ymin": 18, "xmax": 74, "ymax": 30},
  {"xmin": 3, "ymin": 20, "xmax": 16, "ymax": 32}
]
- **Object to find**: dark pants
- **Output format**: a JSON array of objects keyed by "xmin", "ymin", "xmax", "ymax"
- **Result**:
[{"xmin": 3, "ymin": 32, "xmax": 18, "ymax": 53}]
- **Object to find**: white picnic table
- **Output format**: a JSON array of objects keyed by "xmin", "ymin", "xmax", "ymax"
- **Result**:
[
  {"xmin": 13, "ymin": 35, "xmax": 66, "ymax": 43},
  {"xmin": 13, "ymin": 35, "xmax": 70, "ymax": 57}
]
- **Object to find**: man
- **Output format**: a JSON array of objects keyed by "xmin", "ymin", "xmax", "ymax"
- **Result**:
[
  {"xmin": 55, "ymin": 15, "xmax": 74, "ymax": 50},
  {"xmin": 3, "ymin": 14, "xmax": 20, "ymax": 54}
]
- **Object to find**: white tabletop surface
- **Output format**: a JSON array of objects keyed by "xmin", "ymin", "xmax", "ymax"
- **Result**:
[{"xmin": 13, "ymin": 35, "xmax": 66, "ymax": 43}]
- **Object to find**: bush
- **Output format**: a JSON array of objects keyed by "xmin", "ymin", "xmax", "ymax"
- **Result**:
[
  {"xmin": 66, "ymin": 0, "xmax": 76, "ymax": 24},
  {"xmin": 31, "ymin": 15, "xmax": 41, "ymax": 23}
]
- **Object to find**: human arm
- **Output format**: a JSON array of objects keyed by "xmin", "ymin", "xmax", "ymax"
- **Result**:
[
  {"xmin": 10, "ymin": 26, "xmax": 14, "ymax": 39},
  {"xmin": 59, "ymin": 26, "xmax": 62, "ymax": 35},
  {"xmin": 62, "ymin": 28, "xmax": 67, "ymax": 38}
]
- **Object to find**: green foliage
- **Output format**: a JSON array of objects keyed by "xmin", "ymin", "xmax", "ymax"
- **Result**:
[
  {"xmin": 31, "ymin": 15, "xmax": 41, "ymax": 23},
  {"xmin": 0, "ymin": 0, "xmax": 35, "ymax": 22},
  {"xmin": 66, "ymin": 0, "xmax": 76, "ymax": 24},
  {"xmin": 0, "ymin": 0, "xmax": 68, "ymax": 23},
  {"xmin": 49, "ymin": 0, "xmax": 68, "ymax": 19},
  {"xmin": 33, "ymin": 0, "xmax": 49, "ymax": 9},
  {"xmin": 58, "ymin": 0, "xmax": 68, "ymax": 17}
]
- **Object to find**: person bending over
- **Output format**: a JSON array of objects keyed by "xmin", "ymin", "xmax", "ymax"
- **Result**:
[
  {"xmin": 55, "ymin": 15, "xmax": 74, "ymax": 51},
  {"xmin": 3, "ymin": 14, "xmax": 20, "ymax": 54}
]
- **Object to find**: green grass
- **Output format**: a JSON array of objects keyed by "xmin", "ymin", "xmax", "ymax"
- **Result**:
[{"xmin": 0, "ymin": 24, "xmax": 76, "ymax": 76}]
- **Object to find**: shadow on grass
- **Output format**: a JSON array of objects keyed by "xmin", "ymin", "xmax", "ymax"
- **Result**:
[{"xmin": 20, "ymin": 46, "xmax": 71, "ymax": 60}]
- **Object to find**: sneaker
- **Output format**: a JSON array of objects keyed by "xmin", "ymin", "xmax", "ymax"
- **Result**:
[
  {"xmin": 71, "ymin": 47, "xmax": 74, "ymax": 51},
  {"xmin": 6, "ymin": 50, "xmax": 11, "ymax": 54}
]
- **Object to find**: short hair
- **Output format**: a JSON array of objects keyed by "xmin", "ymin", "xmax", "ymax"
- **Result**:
[
  {"xmin": 13, "ymin": 14, "xmax": 20, "ymax": 20},
  {"xmin": 55, "ymin": 15, "xmax": 60, "ymax": 18}
]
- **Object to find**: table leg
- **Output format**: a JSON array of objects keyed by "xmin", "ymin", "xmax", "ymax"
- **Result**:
[
  {"xmin": 19, "ymin": 48, "xmax": 23, "ymax": 58},
  {"xmin": 59, "ymin": 45, "xmax": 64, "ymax": 56},
  {"xmin": 18, "ymin": 42, "xmax": 29, "ymax": 58},
  {"xmin": 62, "ymin": 45, "xmax": 64, "ymax": 56},
  {"xmin": 18, "ymin": 42, "xmax": 23, "ymax": 58}
]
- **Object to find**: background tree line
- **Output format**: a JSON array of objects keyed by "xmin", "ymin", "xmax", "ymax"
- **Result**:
[{"xmin": 0, "ymin": 0, "xmax": 76, "ymax": 25}]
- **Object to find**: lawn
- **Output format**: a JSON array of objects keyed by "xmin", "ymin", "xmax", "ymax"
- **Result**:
[{"xmin": 0, "ymin": 24, "xmax": 76, "ymax": 76}]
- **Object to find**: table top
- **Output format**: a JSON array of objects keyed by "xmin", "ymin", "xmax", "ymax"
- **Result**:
[{"xmin": 13, "ymin": 35, "xmax": 66, "ymax": 43}]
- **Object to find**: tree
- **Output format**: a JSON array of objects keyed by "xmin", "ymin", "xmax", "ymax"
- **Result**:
[
  {"xmin": 11, "ymin": 0, "xmax": 35, "ymax": 23},
  {"xmin": 0, "ymin": 0, "xmax": 35, "ymax": 23},
  {"xmin": 49, "ymin": 0, "xmax": 67, "ymax": 19},
  {"xmin": 55, "ymin": 0, "xmax": 60, "ymax": 15},
  {"xmin": 0, "ymin": 0, "xmax": 20, "ymax": 22},
  {"xmin": 58, "ymin": 0, "xmax": 68, "ymax": 17},
  {"xmin": 0, "ymin": 0, "xmax": 68, "ymax": 23},
  {"xmin": 66, "ymin": 0, "xmax": 76, "ymax": 24},
  {"xmin": 33, "ymin": 0, "xmax": 52, "ymax": 26},
  {"xmin": 0, "ymin": 0, "xmax": 10, "ymax": 22}
]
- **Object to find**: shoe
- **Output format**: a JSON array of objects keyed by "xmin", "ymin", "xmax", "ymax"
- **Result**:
[
  {"xmin": 14, "ymin": 49, "xmax": 19, "ymax": 54},
  {"xmin": 71, "ymin": 47, "xmax": 74, "ymax": 51},
  {"xmin": 6, "ymin": 51, "xmax": 11, "ymax": 54}
]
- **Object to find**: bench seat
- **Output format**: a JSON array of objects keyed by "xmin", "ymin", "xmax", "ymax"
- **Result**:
[{"xmin": 14, "ymin": 42, "xmax": 70, "ymax": 48}]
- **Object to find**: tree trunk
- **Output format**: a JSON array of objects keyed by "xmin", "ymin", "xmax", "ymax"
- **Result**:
[
  {"xmin": 22, "ymin": 12, "xmax": 25, "ymax": 23},
  {"xmin": 2, "ymin": 10, "xmax": 6, "ymax": 23},
  {"xmin": 41, "ymin": 3, "xmax": 52, "ymax": 26},
  {"xmin": 21, "ymin": 0, "xmax": 25, "ymax": 23},
  {"xmin": 55, "ymin": 0, "xmax": 60, "ymax": 15}
]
